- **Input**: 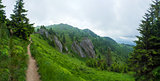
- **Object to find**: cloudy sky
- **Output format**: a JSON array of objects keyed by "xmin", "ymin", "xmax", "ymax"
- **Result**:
[{"xmin": 3, "ymin": 0, "xmax": 152, "ymax": 44}]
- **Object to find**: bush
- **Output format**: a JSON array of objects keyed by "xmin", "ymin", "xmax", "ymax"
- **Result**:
[
  {"xmin": 111, "ymin": 62, "xmax": 128, "ymax": 73},
  {"xmin": 86, "ymin": 59, "xmax": 108, "ymax": 70},
  {"xmin": 0, "ymin": 37, "xmax": 28, "ymax": 81},
  {"xmin": 152, "ymin": 66, "xmax": 160, "ymax": 81},
  {"xmin": 86, "ymin": 59, "xmax": 129, "ymax": 73}
]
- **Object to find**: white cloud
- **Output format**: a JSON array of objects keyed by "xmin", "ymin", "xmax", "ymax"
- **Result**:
[{"xmin": 3, "ymin": 0, "xmax": 152, "ymax": 43}]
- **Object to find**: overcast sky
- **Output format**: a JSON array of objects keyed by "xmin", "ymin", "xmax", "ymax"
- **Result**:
[{"xmin": 3, "ymin": 0, "xmax": 152, "ymax": 43}]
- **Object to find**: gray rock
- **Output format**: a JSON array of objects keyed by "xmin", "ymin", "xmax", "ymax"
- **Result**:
[
  {"xmin": 54, "ymin": 36, "xmax": 63, "ymax": 52},
  {"xmin": 37, "ymin": 29, "xmax": 49, "ymax": 38},
  {"xmin": 65, "ymin": 46, "xmax": 69, "ymax": 52},
  {"xmin": 72, "ymin": 41, "xmax": 86, "ymax": 57},
  {"xmin": 37, "ymin": 28, "xmax": 65, "ymax": 53},
  {"xmin": 80, "ymin": 38, "xmax": 95, "ymax": 58}
]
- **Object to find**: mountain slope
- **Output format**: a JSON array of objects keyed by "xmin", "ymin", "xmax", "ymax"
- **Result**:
[
  {"xmin": 30, "ymin": 34, "xmax": 135, "ymax": 81},
  {"xmin": 43, "ymin": 24, "xmax": 133, "ymax": 61}
]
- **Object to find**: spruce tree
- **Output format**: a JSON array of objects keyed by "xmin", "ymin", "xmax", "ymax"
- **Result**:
[
  {"xmin": 0, "ymin": 0, "xmax": 8, "ymax": 40},
  {"xmin": 129, "ymin": 0, "xmax": 160, "ymax": 80},
  {"xmin": 62, "ymin": 35, "xmax": 66, "ymax": 43},
  {"xmin": 106, "ymin": 47, "xmax": 112, "ymax": 67},
  {"xmin": 0, "ymin": 0, "xmax": 6, "ymax": 23},
  {"xmin": 10, "ymin": 0, "xmax": 34, "ymax": 40}
]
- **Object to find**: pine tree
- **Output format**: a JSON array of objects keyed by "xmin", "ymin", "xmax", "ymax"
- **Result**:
[
  {"xmin": 0, "ymin": 0, "xmax": 6, "ymax": 23},
  {"xmin": 10, "ymin": 0, "xmax": 34, "ymax": 40},
  {"xmin": 0, "ymin": 0, "xmax": 8, "ymax": 40},
  {"xmin": 62, "ymin": 35, "xmax": 66, "ymax": 43},
  {"xmin": 129, "ymin": 0, "xmax": 160, "ymax": 80},
  {"xmin": 106, "ymin": 47, "xmax": 112, "ymax": 67}
]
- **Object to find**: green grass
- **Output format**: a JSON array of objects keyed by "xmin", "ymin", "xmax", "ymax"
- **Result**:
[
  {"xmin": 31, "ymin": 34, "xmax": 135, "ymax": 81},
  {"xmin": 0, "ymin": 36, "xmax": 29, "ymax": 81}
]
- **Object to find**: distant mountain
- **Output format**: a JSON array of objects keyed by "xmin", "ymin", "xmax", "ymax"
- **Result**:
[{"xmin": 116, "ymin": 38, "xmax": 136, "ymax": 46}]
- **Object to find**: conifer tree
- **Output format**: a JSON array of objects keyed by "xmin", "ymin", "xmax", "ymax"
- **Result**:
[
  {"xmin": 0, "ymin": 0, "xmax": 8, "ymax": 40},
  {"xmin": 10, "ymin": 0, "xmax": 34, "ymax": 40},
  {"xmin": 62, "ymin": 35, "xmax": 66, "ymax": 43},
  {"xmin": 129, "ymin": 0, "xmax": 160, "ymax": 80},
  {"xmin": 0, "ymin": 0, "xmax": 6, "ymax": 23},
  {"xmin": 106, "ymin": 47, "xmax": 112, "ymax": 67}
]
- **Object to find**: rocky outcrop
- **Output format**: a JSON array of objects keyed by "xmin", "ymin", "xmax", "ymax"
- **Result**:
[
  {"xmin": 80, "ymin": 38, "xmax": 96, "ymax": 58},
  {"xmin": 71, "ymin": 38, "xmax": 96, "ymax": 58},
  {"xmin": 72, "ymin": 41, "xmax": 86, "ymax": 57},
  {"xmin": 37, "ymin": 28, "xmax": 49, "ymax": 38},
  {"xmin": 37, "ymin": 28, "xmax": 64, "ymax": 53},
  {"xmin": 54, "ymin": 36, "xmax": 63, "ymax": 52}
]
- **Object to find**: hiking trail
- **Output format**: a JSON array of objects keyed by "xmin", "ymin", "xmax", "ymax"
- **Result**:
[{"xmin": 26, "ymin": 38, "xmax": 41, "ymax": 81}]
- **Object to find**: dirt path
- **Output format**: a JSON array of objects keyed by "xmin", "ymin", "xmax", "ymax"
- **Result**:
[{"xmin": 26, "ymin": 38, "xmax": 41, "ymax": 81}]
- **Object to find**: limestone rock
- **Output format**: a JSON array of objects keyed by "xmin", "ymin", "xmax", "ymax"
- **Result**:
[
  {"xmin": 54, "ymin": 36, "xmax": 63, "ymax": 52},
  {"xmin": 80, "ymin": 38, "xmax": 95, "ymax": 58},
  {"xmin": 72, "ymin": 41, "xmax": 86, "ymax": 57}
]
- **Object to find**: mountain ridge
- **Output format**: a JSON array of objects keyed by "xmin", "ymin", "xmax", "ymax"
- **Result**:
[
  {"xmin": 36, "ymin": 23, "xmax": 133, "ymax": 63},
  {"xmin": 36, "ymin": 23, "xmax": 135, "ymax": 46}
]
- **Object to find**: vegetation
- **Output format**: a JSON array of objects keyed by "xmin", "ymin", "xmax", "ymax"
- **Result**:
[
  {"xmin": 0, "ymin": 33, "xmax": 29, "ymax": 81},
  {"xmin": 0, "ymin": 0, "xmax": 34, "ymax": 81},
  {"xmin": 129, "ymin": 0, "xmax": 160, "ymax": 80},
  {"xmin": 36, "ymin": 24, "xmax": 133, "ymax": 72},
  {"xmin": 0, "ymin": 0, "xmax": 6, "ymax": 23},
  {"xmin": 10, "ymin": 0, "xmax": 34, "ymax": 40},
  {"xmin": 0, "ymin": 0, "xmax": 159, "ymax": 80},
  {"xmin": 30, "ymin": 34, "xmax": 135, "ymax": 81},
  {"xmin": 106, "ymin": 47, "xmax": 112, "ymax": 67},
  {"xmin": 41, "ymin": 24, "xmax": 133, "ymax": 58}
]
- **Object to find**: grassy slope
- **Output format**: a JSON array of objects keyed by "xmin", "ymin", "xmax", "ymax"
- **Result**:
[
  {"xmin": 0, "ymin": 36, "xmax": 28, "ymax": 81},
  {"xmin": 36, "ymin": 24, "xmax": 133, "ymax": 62},
  {"xmin": 43, "ymin": 24, "xmax": 133, "ymax": 65},
  {"xmin": 31, "ymin": 34, "xmax": 135, "ymax": 81}
]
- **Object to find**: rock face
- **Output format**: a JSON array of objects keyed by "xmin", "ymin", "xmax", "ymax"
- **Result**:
[
  {"xmin": 72, "ymin": 38, "xmax": 96, "ymax": 58},
  {"xmin": 80, "ymin": 38, "xmax": 96, "ymax": 58},
  {"xmin": 37, "ymin": 28, "xmax": 64, "ymax": 53},
  {"xmin": 54, "ymin": 36, "xmax": 63, "ymax": 52},
  {"xmin": 37, "ymin": 28, "xmax": 49, "ymax": 38},
  {"xmin": 72, "ymin": 41, "xmax": 86, "ymax": 57}
]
